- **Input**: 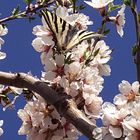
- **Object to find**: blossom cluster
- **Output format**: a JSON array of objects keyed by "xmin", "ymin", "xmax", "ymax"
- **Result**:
[
  {"xmin": 93, "ymin": 80, "xmax": 140, "ymax": 140},
  {"xmin": 18, "ymin": 94, "xmax": 79, "ymax": 140},
  {"xmin": 18, "ymin": 0, "xmax": 127, "ymax": 140},
  {"xmin": 84, "ymin": 0, "xmax": 126, "ymax": 37},
  {"xmin": 0, "ymin": 0, "xmax": 135, "ymax": 140},
  {"xmin": 18, "ymin": 4, "xmax": 112, "ymax": 140},
  {"xmin": 0, "ymin": 24, "xmax": 8, "ymax": 137},
  {"xmin": 34, "ymin": 5, "xmax": 111, "ymax": 114}
]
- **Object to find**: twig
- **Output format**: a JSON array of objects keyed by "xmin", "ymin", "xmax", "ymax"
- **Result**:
[
  {"xmin": 0, "ymin": 3, "xmax": 50, "ymax": 24},
  {"xmin": 131, "ymin": 0, "xmax": 140, "ymax": 82}
]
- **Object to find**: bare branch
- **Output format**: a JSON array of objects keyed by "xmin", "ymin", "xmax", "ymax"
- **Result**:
[
  {"xmin": 0, "ymin": 71, "xmax": 96, "ymax": 139},
  {"xmin": 0, "ymin": 2, "xmax": 51, "ymax": 24},
  {"xmin": 131, "ymin": 1, "xmax": 140, "ymax": 82}
]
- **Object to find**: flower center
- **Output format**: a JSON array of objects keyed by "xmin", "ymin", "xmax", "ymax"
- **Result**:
[
  {"xmin": 124, "ymin": 90, "xmax": 136, "ymax": 102},
  {"xmin": 53, "ymin": 65, "xmax": 65, "ymax": 77}
]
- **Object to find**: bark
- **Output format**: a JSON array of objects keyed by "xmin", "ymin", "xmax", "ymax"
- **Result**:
[{"xmin": 131, "ymin": 1, "xmax": 140, "ymax": 82}]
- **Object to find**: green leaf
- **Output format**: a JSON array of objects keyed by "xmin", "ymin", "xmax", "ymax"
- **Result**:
[
  {"xmin": 79, "ymin": 4, "xmax": 85, "ymax": 10},
  {"xmin": 16, "ymin": 13, "xmax": 27, "ymax": 18},
  {"xmin": 70, "ymin": 0, "xmax": 78, "ymax": 12},
  {"xmin": 104, "ymin": 29, "xmax": 110, "ymax": 35},
  {"xmin": 24, "ymin": 0, "xmax": 34, "ymax": 5},
  {"xmin": 108, "ymin": 3, "xmax": 122, "ymax": 12},
  {"xmin": 12, "ymin": 5, "xmax": 20, "ymax": 16},
  {"xmin": 70, "ymin": 0, "xmax": 77, "ymax": 3},
  {"xmin": 40, "ymin": 0, "xmax": 46, "ymax": 3},
  {"xmin": 123, "ymin": 0, "xmax": 131, "ymax": 6},
  {"xmin": 132, "ymin": 45, "xmax": 138, "ymax": 56},
  {"xmin": 138, "ymin": 13, "xmax": 140, "ymax": 23}
]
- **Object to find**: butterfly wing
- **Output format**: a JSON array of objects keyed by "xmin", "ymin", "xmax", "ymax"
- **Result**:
[
  {"xmin": 41, "ymin": 10, "xmax": 72, "ymax": 50},
  {"xmin": 41, "ymin": 10, "xmax": 102, "ymax": 52},
  {"xmin": 66, "ymin": 30, "xmax": 101, "ymax": 52}
]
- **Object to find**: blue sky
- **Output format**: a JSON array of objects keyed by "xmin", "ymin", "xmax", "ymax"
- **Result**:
[{"xmin": 0, "ymin": 0, "xmax": 136, "ymax": 139}]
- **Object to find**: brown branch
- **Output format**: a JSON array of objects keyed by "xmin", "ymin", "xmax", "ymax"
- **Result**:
[
  {"xmin": 0, "ymin": 71, "xmax": 96, "ymax": 139},
  {"xmin": 0, "ymin": 2, "xmax": 52, "ymax": 24},
  {"xmin": 131, "ymin": 1, "xmax": 140, "ymax": 82}
]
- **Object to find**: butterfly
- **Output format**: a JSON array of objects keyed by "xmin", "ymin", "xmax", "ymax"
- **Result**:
[{"xmin": 41, "ymin": 9, "xmax": 102, "ymax": 52}]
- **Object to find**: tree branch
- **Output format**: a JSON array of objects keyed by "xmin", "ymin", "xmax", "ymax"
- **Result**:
[
  {"xmin": 0, "ymin": 71, "xmax": 96, "ymax": 139},
  {"xmin": 131, "ymin": 1, "xmax": 140, "ymax": 82},
  {"xmin": 0, "ymin": 2, "xmax": 52, "ymax": 24}
]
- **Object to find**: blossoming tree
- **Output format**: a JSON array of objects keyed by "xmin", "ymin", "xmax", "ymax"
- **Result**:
[{"xmin": 0, "ymin": 0, "xmax": 140, "ymax": 140}]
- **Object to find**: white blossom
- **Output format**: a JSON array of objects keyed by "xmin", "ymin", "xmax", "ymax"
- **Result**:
[
  {"xmin": 114, "ymin": 81, "xmax": 139, "ymax": 107},
  {"xmin": 0, "ymin": 25, "xmax": 8, "ymax": 36},
  {"xmin": 84, "ymin": 0, "xmax": 114, "ymax": 9},
  {"xmin": 56, "ymin": 6, "xmax": 93, "ymax": 29},
  {"xmin": 109, "ymin": 4, "xmax": 126, "ymax": 37},
  {"xmin": 122, "ymin": 115, "xmax": 140, "ymax": 139},
  {"xmin": 81, "ymin": 67, "xmax": 104, "ymax": 96},
  {"xmin": 119, "ymin": 80, "xmax": 139, "ymax": 95},
  {"xmin": 116, "ymin": 4, "xmax": 126, "ymax": 37},
  {"xmin": 56, "ymin": 6, "xmax": 69, "ymax": 19},
  {"xmin": 0, "ymin": 120, "xmax": 3, "ymax": 136},
  {"xmin": 70, "ymin": 40, "xmax": 89, "ymax": 62},
  {"xmin": 44, "ymin": 54, "xmax": 65, "ymax": 81},
  {"xmin": 64, "ymin": 61, "xmax": 82, "ymax": 80},
  {"xmin": 102, "ymin": 102, "xmax": 128, "ymax": 138},
  {"xmin": 84, "ymin": 94, "xmax": 103, "ymax": 118},
  {"xmin": 32, "ymin": 24, "xmax": 54, "ymax": 53},
  {"xmin": 131, "ymin": 104, "xmax": 140, "ymax": 119},
  {"xmin": 66, "ymin": 13, "xmax": 93, "ymax": 29},
  {"xmin": 0, "ymin": 25, "xmax": 8, "ymax": 60},
  {"xmin": 90, "ymin": 40, "xmax": 111, "ymax": 76}
]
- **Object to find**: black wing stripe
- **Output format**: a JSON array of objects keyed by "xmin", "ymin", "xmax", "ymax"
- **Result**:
[
  {"xmin": 41, "ymin": 10, "xmax": 50, "ymax": 28},
  {"xmin": 60, "ymin": 17, "xmax": 62, "ymax": 23},
  {"xmin": 62, "ymin": 20, "xmax": 66, "ymax": 32},
  {"xmin": 78, "ymin": 30, "xmax": 86, "ymax": 36},
  {"xmin": 41, "ymin": 10, "xmax": 54, "ymax": 33},
  {"xmin": 61, "ymin": 21, "xmax": 71, "ymax": 48},
  {"xmin": 54, "ymin": 14, "xmax": 58, "ymax": 33}
]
